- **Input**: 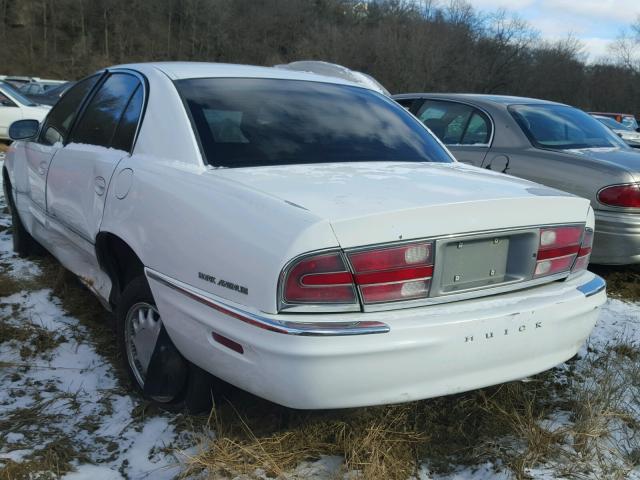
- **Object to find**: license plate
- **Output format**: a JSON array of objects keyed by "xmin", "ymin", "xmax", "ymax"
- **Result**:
[{"xmin": 439, "ymin": 236, "xmax": 510, "ymax": 293}]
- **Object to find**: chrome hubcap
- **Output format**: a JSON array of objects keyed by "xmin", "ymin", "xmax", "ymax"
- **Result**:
[{"xmin": 125, "ymin": 302, "xmax": 162, "ymax": 389}]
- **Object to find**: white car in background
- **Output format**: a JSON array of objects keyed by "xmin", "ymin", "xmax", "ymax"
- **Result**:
[
  {"xmin": 592, "ymin": 114, "xmax": 640, "ymax": 148},
  {"xmin": 0, "ymin": 81, "xmax": 50, "ymax": 140},
  {"xmin": 4, "ymin": 62, "xmax": 605, "ymax": 411}
]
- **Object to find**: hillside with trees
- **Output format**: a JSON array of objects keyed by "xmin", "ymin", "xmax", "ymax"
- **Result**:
[{"xmin": 2, "ymin": 0, "xmax": 640, "ymax": 113}]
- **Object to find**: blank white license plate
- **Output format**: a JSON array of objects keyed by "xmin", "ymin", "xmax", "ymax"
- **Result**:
[{"xmin": 439, "ymin": 236, "xmax": 510, "ymax": 293}]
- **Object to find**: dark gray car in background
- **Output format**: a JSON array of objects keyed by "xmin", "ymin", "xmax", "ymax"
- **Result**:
[{"xmin": 394, "ymin": 94, "xmax": 640, "ymax": 265}]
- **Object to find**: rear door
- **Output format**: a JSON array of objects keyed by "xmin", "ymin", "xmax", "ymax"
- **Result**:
[
  {"xmin": 414, "ymin": 99, "xmax": 493, "ymax": 167},
  {"xmin": 46, "ymin": 71, "xmax": 143, "ymax": 243}
]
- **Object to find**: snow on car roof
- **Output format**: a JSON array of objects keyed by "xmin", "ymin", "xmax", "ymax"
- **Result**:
[
  {"xmin": 112, "ymin": 61, "xmax": 372, "ymax": 90},
  {"xmin": 274, "ymin": 61, "xmax": 390, "ymax": 96}
]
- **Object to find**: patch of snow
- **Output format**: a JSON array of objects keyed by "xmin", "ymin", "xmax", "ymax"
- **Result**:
[
  {"xmin": 0, "ymin": 449, "xmax": 33, "ymax": 463},
  {"xmin": 0, "ymin": 167, "xmax": 186, "ymax": 478}
]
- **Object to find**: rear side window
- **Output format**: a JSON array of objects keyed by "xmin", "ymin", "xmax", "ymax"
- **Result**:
[
  {"xmin": 40, "ymin": 75, "xmax": 100, "ymax": 145},
  {"xmin": 417, "ymin": 100, "xmax": 491, "ymax": 146},
  {"xmin": 461, "ymin": 112, "xmax": 491, "ymax": 145},
  {"xmin": 71, "ymin": 73, "xmax": 140, "ymax": 148},
  {"xmin": 111, "ymin": 85, "xmax": 144, "ymax": 152},
  {"xmin": 176, "ymin": 78, "xmax": 452, "ymax": 167}
]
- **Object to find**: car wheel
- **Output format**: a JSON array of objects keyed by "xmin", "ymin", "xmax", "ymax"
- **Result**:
[
  {"xmin": 117, "ymin": 276, "xmax": 214, "ymax": 412},
  {"xmin": 3, "ymin": 176, "xmax": 42, "ymax": 257}
]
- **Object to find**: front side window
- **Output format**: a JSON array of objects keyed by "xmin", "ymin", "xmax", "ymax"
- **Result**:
[
  {"xmin": 510, "ymin": 104, "xmax": 628, "ymax": 150},
  {"xmin": 40, "ymin": 74, "xmax": 100, "ymax": 145},
  {"xmin": 416, "ymin": 100, "xmax": 491, "ymax": 146},
  {"xmin": 176, "ymin": 78, "xmax": 453, "ymax": 168},
  {"xmin": 71, "ymin": 73, "xmax": 140, "ymax": 148}
]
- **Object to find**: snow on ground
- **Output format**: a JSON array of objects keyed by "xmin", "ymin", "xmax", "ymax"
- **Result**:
[
  {"xmin": 0, "ymin": 164, "xmax": 638, "ymax": 479},
  {"xmin": 0, "ymin": 173, "xmax": 186, "ymax": 479}
]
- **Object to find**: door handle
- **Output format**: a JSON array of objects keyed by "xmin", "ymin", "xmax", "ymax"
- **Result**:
[
  {"xmin": 37, "ymin": 162, "xmax": 47, "ymax": 175},
  {"xmin": 94, "ymin": 176, "xmax": 106, "ymax": 196}
]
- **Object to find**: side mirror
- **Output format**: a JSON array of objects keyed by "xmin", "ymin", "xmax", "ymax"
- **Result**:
[
  {"xmin": 9, "ymin": 119, "xmax": 40, "ymax": 140},
  {"xmin": 636, "ymin": 127, "xmax": 640, "ymax": 133}
]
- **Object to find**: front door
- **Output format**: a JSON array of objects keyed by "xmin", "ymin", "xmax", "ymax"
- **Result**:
[{"xmin": 25, "ymin": 75, "xmax": 101, "ymax": 217}]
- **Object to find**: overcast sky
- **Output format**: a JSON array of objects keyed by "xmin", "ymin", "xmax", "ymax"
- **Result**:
[{"xmin": 469, "ymin": 0, "xmax": 640, "ymax": 61}]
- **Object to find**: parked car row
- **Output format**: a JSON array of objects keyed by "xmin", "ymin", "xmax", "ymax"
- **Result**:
[
  {"xmin": 591, "ymin": 114, "xmax": 640, "ymax": 148},
  {"xmin": 20, "ymin": 81, "xmax": 75, "ymax": 107},
  {"xmin": 0, "ymin": 81, "xmax": 50, "ymax": 140},
  {"xmin": 0, "ymin": 75, "xmax": 71, "ymax": 107},
  {"xmin": 0, "ymin": 62, "xmax": 610, "ymax": 411},
  {"xmin": 394, "ymin": 93, "xmax": 640, "ymax": 265},
  {"xmin": 589, "ymin": 111, "xmax": 639, "ymax": 131}
]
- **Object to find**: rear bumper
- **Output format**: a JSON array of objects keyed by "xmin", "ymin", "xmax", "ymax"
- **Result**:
[
  {"xmin": 148, "ymin": 269, "xmax": 605, "ymax": 409},
  {"xmin": 592, "ymin": 209, "xmax": 640, "ymax": 265}
]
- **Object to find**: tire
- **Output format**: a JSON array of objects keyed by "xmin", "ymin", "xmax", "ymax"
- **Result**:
[
  {"xmin": 3, "ymin": 175, "xmax": 42, "ymax": 257},
  {"xmin": 116, "ymin": 276, "xmax": 213, "ymax": 412}
]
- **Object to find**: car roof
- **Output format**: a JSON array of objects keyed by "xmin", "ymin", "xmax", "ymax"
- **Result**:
[
  {"xmin": 111, "ymin": 62, "xmax": 370, "ymax": 90},
  {"xmin": 394, "ymin": 92, "xmax": 567, "ymax": 108}
]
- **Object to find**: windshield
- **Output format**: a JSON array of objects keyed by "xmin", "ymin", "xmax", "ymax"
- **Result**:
[
  {"xmin": 0, "ymin": 81, "xmax": 38, "ymax": 106},
  {"xmin": 595, "ymin": 116, "xmax": 632, "ymax": 131},
  {"xmin": 176, "ymin": 78, "xmax": 452, "ymax": 168},
  {"xmin": 510, "ymin": 104, "xmax": 628, "ymax": 150}
]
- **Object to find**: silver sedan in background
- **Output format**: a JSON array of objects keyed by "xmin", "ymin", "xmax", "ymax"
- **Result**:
[{"xmin": 395, "ymin": 93, "xmax": 640, "ymax": 265}]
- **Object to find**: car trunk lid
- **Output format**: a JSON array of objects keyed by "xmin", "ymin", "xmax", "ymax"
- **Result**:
[
  {"xmin": 215, "ymin": 161, "xmax": 589, "ymax": 247},
  {"xmin": 216, "ymin": 161, "xmax": 591, "ymax": 307}
]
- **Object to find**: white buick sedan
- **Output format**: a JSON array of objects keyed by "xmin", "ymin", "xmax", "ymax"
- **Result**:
[{"xmin": 4, "ymin": 62, "xmax": 606, "ymax": 410}]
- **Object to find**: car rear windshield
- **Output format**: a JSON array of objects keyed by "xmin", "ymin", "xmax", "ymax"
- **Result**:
[
  {"xmin": 176, "ymin": 78, "xmax": 452, "ymax": 168},
  {"xmin": 509, "ymin": 104, "xmax": 627, "ymax": 150}
]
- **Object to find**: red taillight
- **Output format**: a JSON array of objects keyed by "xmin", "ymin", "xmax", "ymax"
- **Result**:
[
  {"xmin": 598, "ymin": 184, "xmax": 640, "ymax": 208},
  {"xmin": 348, "ymin": 242, "xmax": 434, "ymax": 304},
  {"xmin": 572, "ymin": 228, "xmax": 593, "ymax": 273},
  {"xmin": 282, "ymin": 243, "xmax": 434, "ymax": 308},
  {"xmin": 534, "ymin": 226, "xmax": 582, "ymax": 278},
  {"xmin": 283, "ymin": 252, "xmax": 356, "ymax": 304}
]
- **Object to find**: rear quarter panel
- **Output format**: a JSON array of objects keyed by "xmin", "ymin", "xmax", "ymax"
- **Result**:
[{"xmin": 100, "ymin": 156, "xmax": 340, "ymax": 314}]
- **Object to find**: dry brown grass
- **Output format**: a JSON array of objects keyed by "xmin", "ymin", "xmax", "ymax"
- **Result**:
[
  {"xmin": 180, "ymin": 372, "xmax": 572, "ymax": 480},
  {"xmin": 591, "ymin": 265, "xmax": 640, "ymax": 302},
  {"xmin": 182, "ymin": 402, "xmax": 426, "ymax": 480},
  {"xmin": 181, "ymin": 338, "xmax": 640, "ymax": 480}
]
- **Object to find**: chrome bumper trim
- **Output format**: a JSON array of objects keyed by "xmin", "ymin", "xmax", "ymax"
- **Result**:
[
  {"xmin": 146, "ymin": 269, "xmax": 390, "ymax": 336},
  {"xmin": 576, "ymin": 275, "xmax": 606, "ymax": 298}
]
